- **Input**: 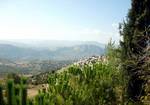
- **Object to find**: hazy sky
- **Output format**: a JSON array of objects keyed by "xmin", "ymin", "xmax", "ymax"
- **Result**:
[{"xmin": 0, "ymin": 0, "xmax": 131, "ymax": 44}]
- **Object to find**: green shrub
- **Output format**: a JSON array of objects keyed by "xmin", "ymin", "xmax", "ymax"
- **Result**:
[
  {"xmin": 0, "ymin": 84, "xmax": 5, "ymax": 105},
  {"xmin": 7, "ymin": 79, "xmax": 15, "ymax": 105}
]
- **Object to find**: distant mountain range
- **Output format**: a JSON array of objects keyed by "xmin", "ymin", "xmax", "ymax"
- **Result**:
[
  {"xmin": 0, "ymin": 40, "xmax": 105, "ymax": 76},
  {"xmin": 0, "ymin": 40, "xmax": 105, "ymax": 50},
  {"xmin": 0, "ymin": 40, "xmax": 105, "ymax": 61}
]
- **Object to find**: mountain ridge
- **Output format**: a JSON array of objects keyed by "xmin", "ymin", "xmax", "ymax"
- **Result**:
[{"xmin": 0, "ymin": 41, "xmax": 105, "ymax": 60}]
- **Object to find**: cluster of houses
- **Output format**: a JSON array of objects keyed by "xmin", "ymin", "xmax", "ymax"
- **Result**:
[{"xmin": 74, "ymin": 55, "xmax": 108, "ymax": 66}]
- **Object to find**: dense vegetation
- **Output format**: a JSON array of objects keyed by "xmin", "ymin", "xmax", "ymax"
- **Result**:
[
  {"xmin": 120, "ymin": 0, "xmax": 150, "ymax": 103},
  {"xmin": 0, "ymin": 77, "xmax": 28, "ymax": 105}
]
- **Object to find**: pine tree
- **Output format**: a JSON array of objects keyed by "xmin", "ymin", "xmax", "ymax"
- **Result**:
[{"xmin": 120, "ymin": 0, "xmax": 150, "ymax": 102}]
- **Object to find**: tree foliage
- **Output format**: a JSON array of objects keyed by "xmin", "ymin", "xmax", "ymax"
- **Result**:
[{"xmin": 120, "ymin": 0, "xmax": 150, "ymax": 103}]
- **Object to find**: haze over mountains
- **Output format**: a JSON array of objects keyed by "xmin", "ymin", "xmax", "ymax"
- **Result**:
[{"xmin": 0, "ymin": 40, "xmax": 105, "ymax": 61}]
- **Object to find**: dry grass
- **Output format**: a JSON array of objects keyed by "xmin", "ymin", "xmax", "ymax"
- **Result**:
[{"xmin": 27, "ymin": 84, "xmax": 48, "ymax": 98}]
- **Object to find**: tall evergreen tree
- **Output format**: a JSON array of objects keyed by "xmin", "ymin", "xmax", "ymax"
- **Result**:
[{"xmin": 120, "ymin": 0, "xmax": 150, "ymax": 102}]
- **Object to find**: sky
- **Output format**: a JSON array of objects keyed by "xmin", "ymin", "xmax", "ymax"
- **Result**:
[{"xmin": 0, "ymin": 0, "xmax": 131, "ymax": 44}]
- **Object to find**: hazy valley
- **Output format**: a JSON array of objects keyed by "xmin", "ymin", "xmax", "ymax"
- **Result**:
[{"xmin": 0, "ymin": 40, "xmax": 105, "ymax": 76}]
